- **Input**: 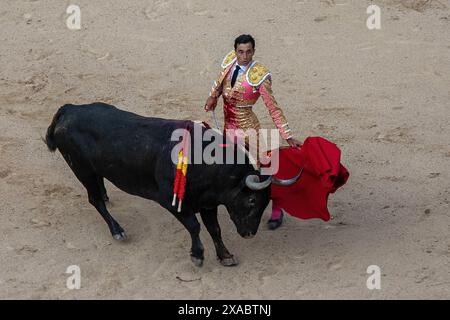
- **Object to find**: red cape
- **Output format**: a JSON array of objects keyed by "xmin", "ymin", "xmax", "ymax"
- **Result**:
[{"xmin": 268, "ymin": 137, "xmax": 349, "ymax": 221}]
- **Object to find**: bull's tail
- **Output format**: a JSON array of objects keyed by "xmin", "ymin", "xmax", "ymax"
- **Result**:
[{"xmin": 45, "ymin": 105, "xmax": 68, "ymax": 152}]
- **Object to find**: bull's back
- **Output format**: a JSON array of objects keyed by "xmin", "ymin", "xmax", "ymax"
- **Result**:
[{"xmin": 53, "ymin": 103, "xmax": 183, "ymax": 197}]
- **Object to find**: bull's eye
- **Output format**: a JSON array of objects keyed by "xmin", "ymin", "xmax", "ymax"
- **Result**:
[{"xmin": 248, "ymin": 197, "xmax": 256, "ymax": 206}]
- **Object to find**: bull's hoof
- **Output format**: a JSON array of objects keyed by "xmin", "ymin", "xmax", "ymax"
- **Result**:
[
  {"xmin": 113, "ymin": 231, "xmax": 127, "ymax": 241},
  {"xmin": 191, "ymin": 256, "xmax": 204, "ymax": 267},
  {"xmin": 219, "ymin": 256, "xmax": 239, "ymax": 267}
]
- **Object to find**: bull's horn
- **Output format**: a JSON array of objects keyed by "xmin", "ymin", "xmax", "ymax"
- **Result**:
[
  {"xmin": 271, "ymin": 168, "xmax": 303, "ymax": 186},
  {"xmin": 245, "ymin": 174, "xmax": 272, "ymax": 190}
]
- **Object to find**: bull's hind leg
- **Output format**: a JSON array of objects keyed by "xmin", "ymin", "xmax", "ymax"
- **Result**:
[
  {"xmin": 97, "ymin": 177, "xmax": 109, "ymax": 202},
  {"xmin": 87, "ymin": 179, "xmax": 126, "ymax": 241},
  {"xmin": 62, "ymin": 153, "xmax": 126, "ymax": 241},
  {"xmin": 200, "ymin": 208, "xmax": 238, "ymax": 266},
  {"xmin": 81, "ymin": 175, "xmax": 126, "ymax": 240}
]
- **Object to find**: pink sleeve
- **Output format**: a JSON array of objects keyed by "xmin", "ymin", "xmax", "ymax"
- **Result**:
[{"xmin": 259, "ymin": 78, "xmax": 293, "ymax": 140}]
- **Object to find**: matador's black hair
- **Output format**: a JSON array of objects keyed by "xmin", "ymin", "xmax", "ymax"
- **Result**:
[{"xmin": 234, "ymin": 34, "xmax": 255, "ymax": 50}]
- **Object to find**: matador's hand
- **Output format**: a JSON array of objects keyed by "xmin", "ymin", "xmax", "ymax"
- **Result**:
[
  {"xmin": 204, "ymin": 96, "xmax": 218, "ymax": 112},
  {"xmin": 287, "ymin": 138, "xmax": 302, "ymax": 148}
]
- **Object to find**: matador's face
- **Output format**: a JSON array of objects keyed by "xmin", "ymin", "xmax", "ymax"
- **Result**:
[{"xmin": 235, "ymin": 43, "xmax": 255, "ymax": 67}]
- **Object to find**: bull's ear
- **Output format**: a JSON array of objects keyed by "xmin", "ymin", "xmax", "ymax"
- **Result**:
[
  {"xmin": 224, "ymin": 175, "xmax": 245, "ymax": 194},
  {"xmin": 229, "ymin": 175, "xmax": 244, "ymax": 190}
]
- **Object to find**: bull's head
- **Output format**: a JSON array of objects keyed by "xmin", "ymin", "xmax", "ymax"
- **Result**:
[{"xmin": 225, "ymin": 169, "xmax": 303, "ymax": 238}]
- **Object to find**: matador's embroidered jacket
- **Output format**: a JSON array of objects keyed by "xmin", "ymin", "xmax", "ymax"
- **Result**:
[{"xmin": 209, "ymin": 51, "xmax": 293, "ymax": 141}]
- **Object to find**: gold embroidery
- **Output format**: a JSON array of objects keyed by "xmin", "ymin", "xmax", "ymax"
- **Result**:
[
  {"xmin": 247, "ymin": 62, "xmax": 270, "ymax": 86},
  {"xmin": 234, "ymin": 108, "xmax": 261, "ymax": 132},
  {"xmin": 221, "ymin": 51, "xmax": 236, "ymax": 69}
]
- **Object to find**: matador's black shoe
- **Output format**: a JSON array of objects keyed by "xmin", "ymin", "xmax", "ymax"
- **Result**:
[{"xmin": 267, "ymin": 211, "xmax": 284, "ymax": 230}]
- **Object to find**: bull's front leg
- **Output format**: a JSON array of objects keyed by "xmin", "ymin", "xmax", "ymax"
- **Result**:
[
  {"xmin": 200, "ymin": 207, "xmax": 238, "ymax": 266},
  {"xmin": 174, "ymin": 213, "xmax": 204, "ymax": 267}
]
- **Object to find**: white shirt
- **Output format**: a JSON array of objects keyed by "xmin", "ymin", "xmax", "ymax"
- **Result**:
[{"xmin": 230, "ymin": 61, "xmax": 251, "ymax": 81}]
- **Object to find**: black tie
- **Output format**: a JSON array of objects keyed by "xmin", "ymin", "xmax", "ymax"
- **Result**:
[{"xmin": 230, "ymin": 65, "xmax": 241, "ymax": 87}]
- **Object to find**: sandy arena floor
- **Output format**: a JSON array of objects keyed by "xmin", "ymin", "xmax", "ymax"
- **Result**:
[{"xmin": 0, "ymin": 0, "xmax": 449, "ymax": 299}]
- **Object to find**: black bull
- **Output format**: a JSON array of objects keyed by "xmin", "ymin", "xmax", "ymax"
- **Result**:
[{"xmin": 45, "ymin": 103, "xmax": 299, "ymax": 266}]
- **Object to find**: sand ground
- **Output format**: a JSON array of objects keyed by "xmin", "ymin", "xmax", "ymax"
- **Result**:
[{"xmin": 0, "ymin": 0, "xmax": 449, "ymax": 299}]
